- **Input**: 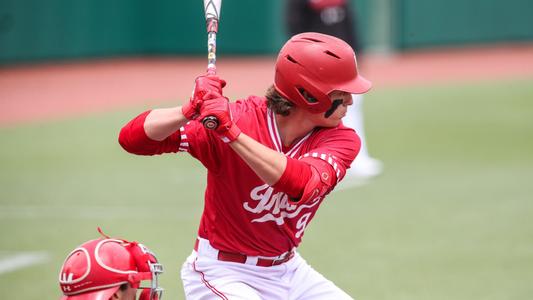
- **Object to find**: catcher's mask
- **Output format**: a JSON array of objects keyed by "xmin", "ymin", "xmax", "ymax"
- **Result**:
[{"xmin": 59, "ymin": 229, "xmax": 163, "ymax": 300}]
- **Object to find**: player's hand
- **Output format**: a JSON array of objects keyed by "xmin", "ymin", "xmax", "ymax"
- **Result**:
[
  {"xmin": 193, "ymin": 75, "xmax": 227, "ymax": 100},
  {"xmin": 199, "ymin": 94, "xmax": 241, "ymax": 143},
  {"xmin": 308, "ymin": 0, "xmax": 345, "ymax": 11},
  {"xmin": 182, "ymin": 75, "xmax": 227, "ymax": 120}
]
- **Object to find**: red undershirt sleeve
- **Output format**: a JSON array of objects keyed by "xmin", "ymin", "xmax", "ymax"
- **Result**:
[
  {"xmin": 272, "ymin": 157, "xmax": 312, "ymax": 199},
  {"xmin": 118, "ymin": 110, "xmax": 181, "ymax": 155}
]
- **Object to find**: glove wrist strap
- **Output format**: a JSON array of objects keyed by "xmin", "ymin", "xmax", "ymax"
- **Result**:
[{"xmin": 219, "ymin": 124, "xmax": 241, "ymax": 143}]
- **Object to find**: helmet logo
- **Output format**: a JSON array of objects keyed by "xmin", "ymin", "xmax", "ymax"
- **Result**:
[{"xmin": 61, "ymin": 272, "xmax": 75, "ymax": 282}]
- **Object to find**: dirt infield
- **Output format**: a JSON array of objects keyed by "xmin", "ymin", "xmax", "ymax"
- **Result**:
[{"xmin": 1, "ymin": 43, "xmax": 532, "ymax": 126}]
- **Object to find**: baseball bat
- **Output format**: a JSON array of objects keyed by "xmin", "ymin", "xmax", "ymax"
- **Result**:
[{"xmin": 201, "ymin": 0, "xmax": 222, "ymax": 130}]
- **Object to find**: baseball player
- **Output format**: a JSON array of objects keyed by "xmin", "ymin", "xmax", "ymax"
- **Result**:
[
  {"xmin": 119, "ymin": 32, "xmax": 371, "ymax": 299},
  {"xmin": 58, "ymin": 230, "xmax": 164, "ymax": 300}
]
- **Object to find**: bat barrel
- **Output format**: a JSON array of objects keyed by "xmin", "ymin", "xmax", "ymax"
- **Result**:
[{"xmin": 204, "ymin": 0, "xmax": 222, "ymax": 22}]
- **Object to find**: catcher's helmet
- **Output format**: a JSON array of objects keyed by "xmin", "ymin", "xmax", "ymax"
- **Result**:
[
  {"xmin": 59, "ymin": 233, "xmax": 163, "ymax": 300},
  {"xmin": 274, "ymin": 32, "xmax": 371, "ymax": 113}
]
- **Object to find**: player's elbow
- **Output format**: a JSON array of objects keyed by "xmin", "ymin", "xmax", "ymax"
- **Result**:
[
  {"xmin": 118, "ymin": 127, "xmax": 150, "ymax": 155},
  {"xmin": 272, "ymin": 158, "xmax": 312, "ymax": 200},
  {"xmin": 117, "ymin": 110, "xmax": 164, "ymax": 156},
  {"xmin": 118, "ymin": 127, "xmax": 138, "ymax": 154}
]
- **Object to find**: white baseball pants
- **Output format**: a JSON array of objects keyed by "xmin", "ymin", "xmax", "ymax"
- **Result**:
[{"xmin": 180, "ymin": 250, "xmax": 353, "ymax": 299}]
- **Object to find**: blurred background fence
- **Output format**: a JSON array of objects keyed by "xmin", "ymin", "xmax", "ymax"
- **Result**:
[{"xmin": 1, "ymin": 0, "xmax": 533, "ymax": 64}]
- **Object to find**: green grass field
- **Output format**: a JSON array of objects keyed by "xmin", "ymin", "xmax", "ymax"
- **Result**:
[{"xmin": 1, "ymin": 78, "xmax": 532, "ymax": 299}]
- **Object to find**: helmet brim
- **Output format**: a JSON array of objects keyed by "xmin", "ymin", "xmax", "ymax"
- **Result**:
[
  {"xmin": 60, "ymin": 286, "xmax": 120, "ymax": 300},
  {"xmin": 336, "ymin": 75, "xmax": 372, "ymax": 95}
]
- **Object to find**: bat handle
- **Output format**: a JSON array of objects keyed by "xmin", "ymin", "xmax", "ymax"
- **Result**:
[
  {"xmin": 202, "ymin": 115, "xmax": 219, "ymax": 130},
  {"xmin": 202, "ymin": 68, "xmax": 218, "ymax": 130},
  {"xmin": 207, "ymin": 67, "xmax": 216, "ymax": 76},
  {"xmin": 203, "ymin": 38, "xmax": 218, "ymax": 129}
]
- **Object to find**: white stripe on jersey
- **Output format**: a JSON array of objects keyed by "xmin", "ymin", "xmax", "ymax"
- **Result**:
[
  {"xmin": 179, "ymin": 125, "xmax": 189, "ymax": 153},
  {"xmin": 299, "ymin": 152, "xmax": 345, "ymax": 183},
  {"xmin": 267, "ymin": 109, "xmax": 282, "ymax": 152},
  {"xmin": 267, "ymin": 109, "xmax": 312, "ymax": 157},
  {"xmin": 285, "ymin": 131, "xmax": 313, "ymax": 158}
]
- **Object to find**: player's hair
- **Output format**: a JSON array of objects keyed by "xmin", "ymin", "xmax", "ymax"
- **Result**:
[
  {"xmin": 265, "ymin": 85, "xmax": 293, "ymax": 116},
  {"xmin": 119, "ymin": 283, "xmax": 129, "ymax": 291}
]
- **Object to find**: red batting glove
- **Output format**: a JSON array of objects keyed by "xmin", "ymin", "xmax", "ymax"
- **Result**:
[
  {"xmin": 308, "ymin": 0, "xmax": 346, "ymax": 11},
  {"xmin": 199, "ymin": 95, "xmax": 241, "ymax": 143},
  {"xmin": 181, "ymin": 96, "xmax": 203, "ymax": 120},
  {"xmin": 193, "ymin": 75, "xmax": 227, "ymax": 100},
  {"xmin": 182, "ymin": 75, "xmax": 227, "ymax": 120}
]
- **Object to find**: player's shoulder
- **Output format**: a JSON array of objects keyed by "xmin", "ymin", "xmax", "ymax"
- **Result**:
[
  {"xmin": 315, "ymin": 123, "xmax": 360, "ymax": 142},
  {"xmin": 310, "ymin": 123, "xmax": 361, "ymax": 151},
  {"xmin": 232, "ymin": 95, "xmax": 267, "ymax": 109},
  {"xmin": 307, "ymin": 123, "xmax": 361, "ymax": 163}
]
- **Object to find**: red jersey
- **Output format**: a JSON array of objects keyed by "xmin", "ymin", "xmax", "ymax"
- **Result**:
[{"xmin": 178, "ymin": 96, "xmax": 359, "ymax": 256}]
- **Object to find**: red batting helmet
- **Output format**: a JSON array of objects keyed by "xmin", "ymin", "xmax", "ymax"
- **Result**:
[
  {"xmin": 59, "ymin": 234, "xmax": 163, "ymax": 300},
  {"xmin": 274, "ymin": 32, "xmax": 371, "ymax": 113}
]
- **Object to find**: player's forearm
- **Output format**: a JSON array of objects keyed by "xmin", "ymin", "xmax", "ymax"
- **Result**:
[
  {"xmin": 144, "ymin": 106, "xmax": 188, "ymax": 141},
  {"xmin": 229, "ymin": 133, "xmax": 287, "ymax": 186}
]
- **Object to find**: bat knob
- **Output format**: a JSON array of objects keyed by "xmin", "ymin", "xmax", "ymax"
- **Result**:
[{"xmin": 202, "ymin": 116, "xmax": 219, "ymax": 130}]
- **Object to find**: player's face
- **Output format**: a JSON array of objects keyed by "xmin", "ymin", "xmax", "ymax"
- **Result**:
[{"xmin": 309, "ymin": 91, "xmax": 353, "ymax": 127}]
